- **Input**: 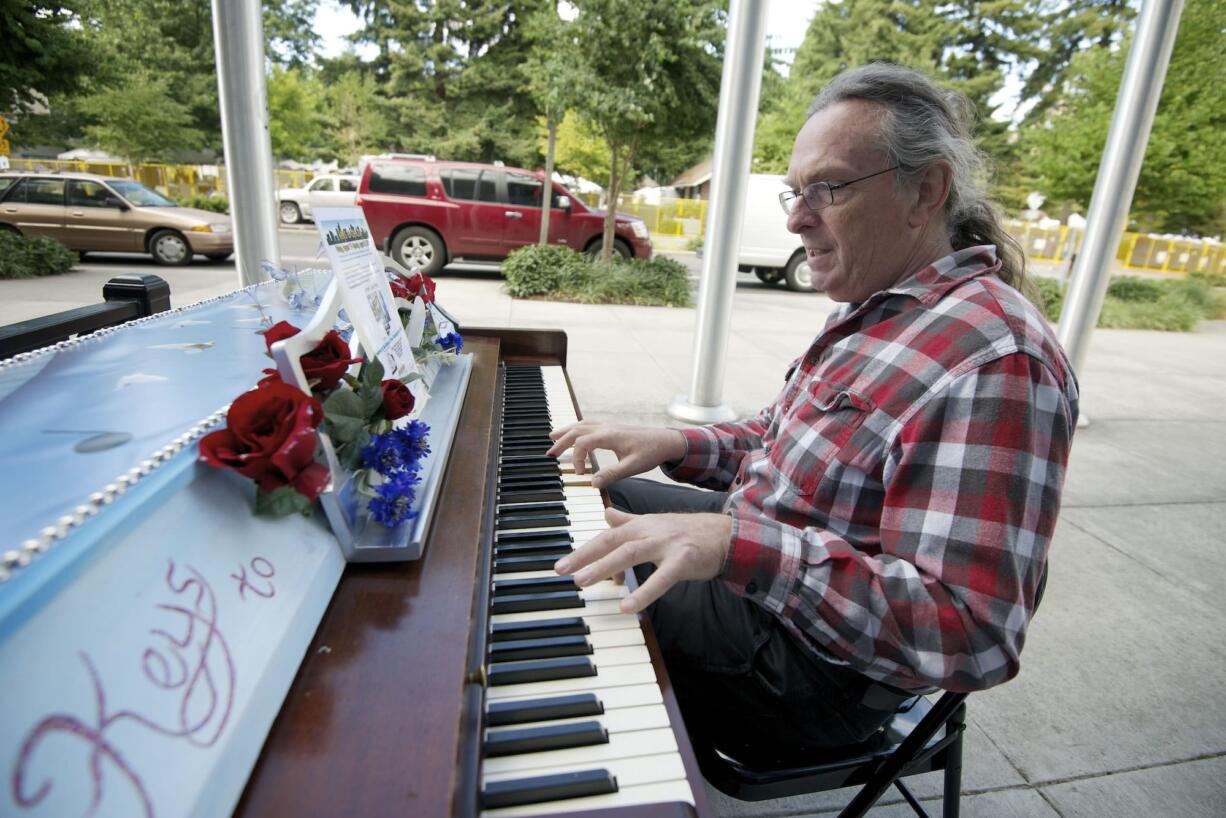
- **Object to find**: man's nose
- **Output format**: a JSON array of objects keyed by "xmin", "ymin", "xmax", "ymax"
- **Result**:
[{"xmin": 786, "ymin": 199, "xmax": 815, "ymax": 234}]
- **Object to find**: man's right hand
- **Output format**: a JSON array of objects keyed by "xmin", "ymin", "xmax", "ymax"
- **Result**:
[{"xmin": 547, "ymin": 422, "xmax": 687, "ymax": 489}]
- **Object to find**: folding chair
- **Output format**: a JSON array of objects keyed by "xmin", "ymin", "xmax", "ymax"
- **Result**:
[{"xmin": 696, "ymin": 570, "xmax": 1047, "ymax": 817}]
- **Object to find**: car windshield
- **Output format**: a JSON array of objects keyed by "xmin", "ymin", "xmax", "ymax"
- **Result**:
[{"xmin": 108, "ymin": 179, "xmax": 177, "ymax": 207}]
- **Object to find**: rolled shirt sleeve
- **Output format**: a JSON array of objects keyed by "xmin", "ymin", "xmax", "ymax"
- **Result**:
[{"xmin": 663, "ymin": 405, "xmax": 773, "ymax": 491}]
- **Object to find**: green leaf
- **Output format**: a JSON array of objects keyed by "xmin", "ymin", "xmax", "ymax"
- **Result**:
[
  {"xmin": 322, "ymin": 387, "xmax": 366, "ymax": 420},
  {"xmin": 360, "ymin": 358, "xmax": 385, "ymax": 390},
  {"xmin": 255, "ymin": 485, "xmax": 314, "ymax": 517}
]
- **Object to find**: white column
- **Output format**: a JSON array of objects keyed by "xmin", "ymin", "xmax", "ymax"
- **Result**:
[
  {"xmin": 667, "ymin": 0, "xmax": 771, "ymax": 424},
  {"xmin": 211, "ymin": 0, "xmax": 281, "ymax": 286},
  {"xmin": 1057, "ymin": 0, "xmax": 1184, "ymax": 383}
]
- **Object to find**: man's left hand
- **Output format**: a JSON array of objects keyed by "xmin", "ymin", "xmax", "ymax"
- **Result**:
[{"xmin": 555, "ymin": 507, "xmax": 732, "ymax": 614}]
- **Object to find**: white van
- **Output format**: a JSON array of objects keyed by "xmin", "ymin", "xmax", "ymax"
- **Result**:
[{"xmin": 736, "ymin": 173, "xmax": 813, "ymax": 291}]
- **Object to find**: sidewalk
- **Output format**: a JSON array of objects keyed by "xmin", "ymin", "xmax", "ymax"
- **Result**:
[{"xmin": 437, "ymin": 269, "xmax": 1226, "ymax": 817}]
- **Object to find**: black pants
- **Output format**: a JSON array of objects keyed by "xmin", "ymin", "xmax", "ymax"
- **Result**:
[{"xmin": 606, "ymin": 478, "xmax": 897, "ymax": 765}]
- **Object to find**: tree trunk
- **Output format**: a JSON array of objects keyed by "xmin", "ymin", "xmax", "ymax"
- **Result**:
[
  {"xmin": 539, "ymin": 115, "xmax": 557, "ymax": 245},
  {"xmin": 602, "ymin": 139, "xmax": 621, "ymax": 261}
]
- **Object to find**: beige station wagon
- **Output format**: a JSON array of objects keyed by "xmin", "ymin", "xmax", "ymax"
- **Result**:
[{"xmin": 0, "ymin": 171, "xmax": 233, "ymax": 265}]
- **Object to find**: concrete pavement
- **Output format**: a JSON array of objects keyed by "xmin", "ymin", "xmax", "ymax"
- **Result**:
[{"xmin": 2, "ymin": 251, "xmax": 1223, "ymax": 816}]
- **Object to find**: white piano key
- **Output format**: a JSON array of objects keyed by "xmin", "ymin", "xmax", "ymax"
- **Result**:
[
  {"xmin": 483, "ymin": 750, "xmax": 686, "ymax": 790},
  {"xmin": 488, "ymin": 682, "xmax": 664, "ymax": 712},
  {"xmin": 490, "ymin": 598, "xmax": 630, "ymax": 626},
  {"xmin": 481, "ymin": 727, "xmax": 679, "ymax": 776},
  {"xmin": 485, "ymin": 704, "xmax": 672, "ymax": 743},
  {"xmin": 486, "ymin": 661, "xmax": 658, "ymax": 701},
  {"xmin": 481, "ymin": 778, "xmax": 695, "ymax": 817}
]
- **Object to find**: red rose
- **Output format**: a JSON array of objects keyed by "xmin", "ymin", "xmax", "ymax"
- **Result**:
[
  {"xmin": 199, "ymin": 381, "xmax": 330, "ymax": 501},
  {"xmin": 390, "ymin": 271, "xmax": 436, "ymax": 304},
  {"xmin": 262, "ymin": 320, "xmax": 362, "ymax": 392},
  {"xmin": 381, "ymin": 379, "xmax": 415, "ymax": 420}
]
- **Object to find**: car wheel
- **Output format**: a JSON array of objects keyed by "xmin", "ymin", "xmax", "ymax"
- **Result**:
[
  {"xmin": 279, "ymin": 201, "xmax": 301, "ymax": 224},
  {"xmin": 585, "ymin": 237, "xmax": 632, "ymax": 260},
  {"xmin": 754, "ymin": 267, "xmax": 783, "ymax": 285},
  {"xmin": 149, "ymin": 229, "xmax": 193, "ymax": 266},
  {"xmin": 391, "ymin": 226, "xmax": 445, "ymax": 276},
  {"xmin": 784, "ymin": 250, "xmax": 814, "ymax": 292},
  {"xmin": 206, "ymin": 252, "xmax": 232, "ymax": 262}
]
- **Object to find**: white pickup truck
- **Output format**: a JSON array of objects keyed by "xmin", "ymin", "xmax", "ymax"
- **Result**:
[
  {"xmin": 736, "ymin": 173, "xmax": 812, "ymax": 291},
  {"xmin": 276, "ymin": 174, "xmax": 360, "ymax": 224}
]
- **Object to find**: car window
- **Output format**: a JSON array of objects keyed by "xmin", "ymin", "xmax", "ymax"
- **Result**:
[
  {"xmin": 68, "ymin": 180, "xmax": 116, "ymax": 208},
  {"xmin": 507, "ymin": 173, "xmax": 543, "ymax": 208},
  {"xmin": 0, "ymin": 178, "xmax": 24, "ymax": 202},
  {"xmin": 108, "ymin": 180, "xmax": 176, "ymax": 206},
  {"xmin": 308, "ymin": 178, "xmax": 333, "ymax": 192},
  {"xmin": 26, "ymin": 178, "xmax": 66, "ymax": 206},
  {"xmin": 338, "ymin": 177, "xmax": 357, "ymax": 192},
  {"xmin": 369, "ymin": 163, "xmax": 428, "ymax": 197},
  {"xmin": 439, "ymin": 169, "xmax": 479, "ymax": 200},
  {"xmin": 476, "ymin": 171, "xmax": 499, "ymax": 203},
  {"xmin": 0, "ymin": 177, "xmax": 15, "ymax": 197}
]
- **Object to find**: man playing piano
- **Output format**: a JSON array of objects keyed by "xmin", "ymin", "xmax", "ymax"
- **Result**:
[{"xmin": 547, "ymin": 63, "xmax": 1079, "ymax": 764}]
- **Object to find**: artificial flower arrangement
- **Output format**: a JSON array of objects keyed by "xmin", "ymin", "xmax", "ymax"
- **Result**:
[{"xmin": 198, "ymin": 267, "xmax": 461, "ymax": 530}]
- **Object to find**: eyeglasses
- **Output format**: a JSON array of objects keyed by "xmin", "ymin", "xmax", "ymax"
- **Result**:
[{"xmin": 778, "ymin": 166, "xmax": 899, "ymax": 215}]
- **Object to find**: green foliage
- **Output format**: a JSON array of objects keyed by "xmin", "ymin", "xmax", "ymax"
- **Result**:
[
  {"xmin": 266, "ymin": 66, "xmax": 331, "ymax": 161},
  {"xmin": 78, "ymin": 70, "xmax": 201, "ymax": 164},
  {"xmin": 549, "ymin": 111, "xmax": 613, "ymax": 182},
  {"xmin": 0, "ymin": 233, "xmax": 78, "ymax": 279},
  {"xmin": 176, "ymin": 195, "xmax": 229, "ymax": 214},
  {"xmin": 503, "ymin": 245, "xmax": 691, "ymax": 306},
  {"xmin": 503, "ymin": 245, "xmax": 588, "ymax": 297},
  {"xmin": 263, "ymin": 0, "xmax": 321, "ymax": 69},
  {"xmin": 325, "ymin": 69, "xmax": 390, "ymax": 166},
  {"xmin": 1189, "ymin": 269, "xmax": 1226, "ymax": 289},
  {"xmin": 255, "ymin": 485, "xmax": 315, "ymax": 516},
  {"xmin": 1021, "ymin": 0, "xmax": 1226, "ymax": 235},
  {"xmin": 0, "ymin": 3, "xmax": 94, "ymax": 113},
  {"xmin": 1032, "ymin": 275, "xmax": 1065, "ymax": 320},
  {"xmin": 1031, "ymin": 274, "xmax": 1223, "ymax": 330}
]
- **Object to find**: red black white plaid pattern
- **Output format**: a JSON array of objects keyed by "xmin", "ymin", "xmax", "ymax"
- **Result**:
[{"xmin": 665, "ymin": 247, "xmax": 1078, "ymax": 692}]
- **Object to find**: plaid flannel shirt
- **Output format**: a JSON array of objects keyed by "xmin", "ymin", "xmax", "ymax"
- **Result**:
[{"xmin": 664, "ymin": 246, "xmax": 1078, "ymax": 692}]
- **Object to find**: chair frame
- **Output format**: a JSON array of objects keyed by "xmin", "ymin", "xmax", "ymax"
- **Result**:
[{"xmin": 696, "ymin": 689, "xmax": 969, "ymax": 818}]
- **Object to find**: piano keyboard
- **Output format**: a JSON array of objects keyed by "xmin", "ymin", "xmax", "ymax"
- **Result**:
[{"xmin": 481, "ymin": 364, "xmax": 696, "ymax": 816}]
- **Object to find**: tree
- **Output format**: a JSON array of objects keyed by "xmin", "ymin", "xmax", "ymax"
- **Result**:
[
  {"xmin": 522, "ymin": 6, "xmax": 577, "ymax": 244},
  {"xmin": 267, "ymin": 66, "xmax": 332, "ymax": 161},
  {"xmin": 1021, "ymin": 0, "xmax": 1226, "ymax": 235},
  {"xmin": 325, "ymin": 69, "xmax": 391, "ymax": 166},
  {"xmin": 78, "ymin": 70, "xmax": 201, "ymax": 165},
  {"xmin": 264, "ymin": 0, "xmax": 322, "ymax": 69},
  {"xmin": 567, "ymin": 0, "xmax": 723, "ymax": 258},
  {"xmin": 0, "ymin": 3, "xmax": 94, "ymax": 113},
  {"xmin": 549, "ymin": 110, "xmax": 611, "ymax": 182}
]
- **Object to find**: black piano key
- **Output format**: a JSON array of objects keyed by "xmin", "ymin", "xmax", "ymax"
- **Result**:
[
  {"xmin": 494, "ymin": 554, "xmax": 571, "ymax": 573},
  {"xmin": 491, "ymin": 616, "xmax": 590, "ymax": 642},
  {"xmin": 497, "ymin": 500, "xmax": 567, "ymax": 514},
  {"xmin": 501, "ymin": 445, "xmax": 553, "ymax": 456},
  {"xmin": 488, "ymin": 655, "xmax": 596, "ymax": 686},
  {"xmin": 485, "ymin": 720, "xmax": 608, "ymax": 758},
  {"xmin": 487, "ymin": 693, "xmax": 604, "ymax": 726},
  {"xmin": 482, "ymin": 769, "xmax": 618, "ymax": 810},
  {"xmin": 496, "ymin": 512, "xmax": 569, "ymax": 530},
  {"xmin": 500, "ymin": 455, "xmax": 559, "ymax": 466},
  {"xmin": 495, "ymin": 529, "xmax": 572, "ymax": 545},
  {"xmin": 499, "ymin": 489, "xmax": 565, "ymax": 504},
  {"xmin": 490, "ymin": 590, "xmax": 584, "ymax": 615},
  {"xmin": 494, "ymin": 537, "xmax": 573, "ymax": 554},
  {"xmin": 489, "ymin": 634, "xmax": 592, "ymax": 662},
  {"xmin": 503, "ymin": 429, "xmax": 554, "ymax": 441},
  {"xmin": 499, "ymin": 472, "xmax": 563, "ymax": 485},
  {"xmin": 494, "ymin": 575, "xmax": 578, "ymax": 596}
]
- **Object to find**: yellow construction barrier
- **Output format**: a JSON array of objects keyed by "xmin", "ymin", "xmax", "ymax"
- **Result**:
[
  {"xmin": 6, "ymin": 158, "xmax": 313, "ymax": 200},
  {"xmin": 1006, "ymin": 219, "xmax": 1225, "ymax": 275}
]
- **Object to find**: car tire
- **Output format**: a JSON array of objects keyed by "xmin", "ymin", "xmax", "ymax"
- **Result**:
[
  {"xmin": 585, "ymin": 237, "xmax": 632, "ymax": 260},
  {"xmin": 391, "ymin": 226, "xmax": 445, "ymax": 276},
  {"xmin": 279, "ymin": 201, "xmax": 302, "ymax": 224},
  {"xmin": 754, "ymin": 267, "xmax": 783, "ymax": 285},
  {"xmin": 149, "ymin": 229, "xmax": 193, "ymax": 266},
  {"xmin": 784, "ymin": 250, "xmax": 814, "ymax": 292},
  {"xmin": 206, "ymin": 252, "xmax": 232, "ymax": 262}
]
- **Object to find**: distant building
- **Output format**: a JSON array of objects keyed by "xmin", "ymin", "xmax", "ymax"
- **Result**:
[{"xmin": 670, "ymin": 158, "xmax": 712, "ymax": 200}]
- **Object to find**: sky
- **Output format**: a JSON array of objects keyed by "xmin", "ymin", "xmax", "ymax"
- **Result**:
[{"xmin": 314, "ymin": 0, "xmax": 823, "ymax": 70}]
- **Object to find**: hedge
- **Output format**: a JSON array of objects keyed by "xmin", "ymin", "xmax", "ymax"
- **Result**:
[
  {"xmin": 504, "ymin": 245, "xmax": 691, "ymax": 307},
  {"xmin": 0, "ymin": 232, "xmax": 78, "ymax": 279}
]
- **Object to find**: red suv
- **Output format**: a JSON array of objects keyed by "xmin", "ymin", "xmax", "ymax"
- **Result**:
[{"xmin": 356, "ymin": 157, "xmax": 652, "ymax": 274}]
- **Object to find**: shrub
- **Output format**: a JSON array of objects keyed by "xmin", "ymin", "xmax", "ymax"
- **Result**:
[
  {"xmin": 1097, "ymin": 296, "xmax": 1202, "ymax": 331},
  {"xmin": 1031, "ymin": 276, "xmax": 1065, "ymax": 322},
  {"xmin": 1106, "ymin": 275, "xmax": 1166, "ymax": 302},
  {"xmin": 176, "ymin": 194, "xmax": 230, "ymax": 214},
  {"xmin": 1188, "ymin": 269, "xmax": 1226, "ymax": 289},
  {"xmin": 503, "ymin": 244, "xmax": 692, "ymax": 306},
  {"xmin": 0, "ymin": 232, "xmax": 78, "ymax": 279},
  {"xmin": 503, "ymin": 244, "xmax": 586, "ymax": 297}
]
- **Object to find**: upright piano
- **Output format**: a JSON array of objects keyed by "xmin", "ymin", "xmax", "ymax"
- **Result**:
[{"xmin": 0, "ymin": 286, "xmax": 711, "ymax": 818}]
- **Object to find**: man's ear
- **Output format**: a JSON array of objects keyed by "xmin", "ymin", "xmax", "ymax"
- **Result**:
[{"xmin": 909, "ymin": 161, "xmax": 953, "ymax": 228}]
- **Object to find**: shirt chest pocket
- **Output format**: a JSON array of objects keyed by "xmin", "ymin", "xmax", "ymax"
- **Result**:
[{"xmin": 769, "ymin": 381, "xmax": 876, "ymax": 497}]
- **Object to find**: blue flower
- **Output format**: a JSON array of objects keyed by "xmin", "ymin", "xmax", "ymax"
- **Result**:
[
  {"xmin": 437, "ymin": 332, "xmax": 464, "ymax": 353},
  {"xmin": 368, "ymin": 470, "xmax": 422, "ymax": 526},
  {"xmin": 393, "ymin": 420, "xmax": 431, "ymax": 461},
  {"xmin": 361, "ymin": 432, "xmax": 409, "ymax": 475}
]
